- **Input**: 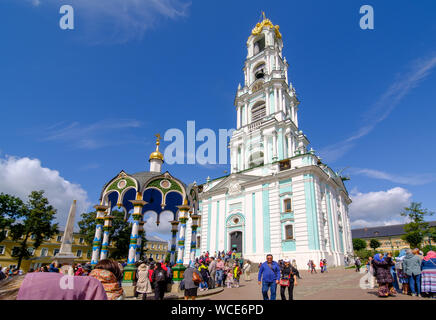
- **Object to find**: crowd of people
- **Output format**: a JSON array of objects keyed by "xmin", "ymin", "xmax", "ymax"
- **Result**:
[
  {"xmin": 360, "ymin": 249, "xmax": 436, "ymax": 298},
  {"xmin": 306, "ymin": 259, "xmax": 328, "ymax": 274}
]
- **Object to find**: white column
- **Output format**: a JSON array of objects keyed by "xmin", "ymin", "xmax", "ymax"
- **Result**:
[
  {"xmin": 237, "ymin": 106, "xmax": 241, "ymax": 128},
  {"xmin": 232, "ymin": 146, "xmax": 237, "ymax": 172},
  {"xmin": 272, "ymin": 132, "xmax": 277, "ymax": 160},
  {"xmin": 265, "ymin": 89, "xmax": 270, "ymax": 116},
  {"xmin": 241, "ymin": 143, "xmax": 245, "ymax": 170},
  {"xmin": 263, "ymin": 135, "xmax": 268, "ymax": 165},
  {"xmin": 274, "ymin": 87, "xmax": 278, "ymax": 113},
  {"xmin": 278, "ymin": 88, "xmax": 283, "ymax": 112},
  {"xmin": 287, "ymin": 134, "xmax": 293, "ymax": 158},
  {"xmin": 245, "ymin": 102, "xmax": 249, "ymax": 125}
]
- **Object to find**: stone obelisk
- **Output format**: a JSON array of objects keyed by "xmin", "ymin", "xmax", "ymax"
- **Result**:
[{"xmin": 54, "ymin": 200, "xmax": 77, "ymax": 266}]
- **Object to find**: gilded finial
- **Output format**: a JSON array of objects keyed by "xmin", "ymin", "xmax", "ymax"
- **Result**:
[
  {"xmin": 251, "ymin": 11, "xmax": 282, "ymax": 39},
  {"xmin": 262, "ymin": 11, "xmax": 266, "ymax": 20},
  {"xmin": 149, "ymin": 133, "xmax": 164, "ymax": 161}
]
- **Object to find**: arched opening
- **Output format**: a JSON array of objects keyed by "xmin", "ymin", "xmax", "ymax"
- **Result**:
[
  {"xmin": 254, "ymin": 63, "xmax": 266, "ymax": 80},
  {"xmin": 253, "ymin": 35, "xmax": 265, "ymax": 55},
  {"xmin": 251, "ymin": 101, "xmax": 266, "ymax": 123}
]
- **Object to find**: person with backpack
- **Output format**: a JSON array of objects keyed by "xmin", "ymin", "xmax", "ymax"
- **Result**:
[
  {"xmin": 183, "ymin": 261, "xmax": 203, "ymax": 300},
  {"xmin": 355, "ymin": 257, "xmax": 362, "ymax": 272},
  {"xmin": 310, "ymin": 260, "xmax": 317, "ymax": 274},
  {"xmin": 198, "ymin": 261, "xmax": 210, "ymax": 291},
  {"xmin": 258, "ymin": 254, "xmax": 280, "ymax": 300},
  {"xmin": 395, "ymin": 250, "xmax": 409, "ymax": 294},
  {"xmin": 279, "ymin": 259, "xmax": 298, "ymax": 300},
  {"xmin": 151, "ymin": 263, "xmax": 167, "ymax": 300}
]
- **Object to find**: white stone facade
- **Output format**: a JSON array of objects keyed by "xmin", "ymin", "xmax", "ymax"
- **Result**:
[{"xmin": 182, "ymin": 17, "xmax": 353, "ymax": 269}]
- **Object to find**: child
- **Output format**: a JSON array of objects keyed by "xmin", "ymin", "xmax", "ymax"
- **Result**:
[
  {"xmin": 225, "ymin": 265, "xmax": 233, "ymax": 288},
  {"xmin": 233, "ymin": 263, "xmax": 241, "ymax": 288}
]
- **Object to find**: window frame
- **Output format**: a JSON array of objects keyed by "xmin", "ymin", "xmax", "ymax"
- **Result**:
[{"xmin": 284, "ymin": 224, "xmax": 294, "ymax": 240}]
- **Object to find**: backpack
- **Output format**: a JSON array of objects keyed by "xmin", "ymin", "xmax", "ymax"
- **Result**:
[{"xmin": 156, "ymin": 269, "xmax": 166, "ymax": 283}]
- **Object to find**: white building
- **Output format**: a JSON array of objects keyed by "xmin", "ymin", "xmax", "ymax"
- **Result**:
[{"xmin": 184, "ymin": 15, "xmax": 353, "ymax": 269}]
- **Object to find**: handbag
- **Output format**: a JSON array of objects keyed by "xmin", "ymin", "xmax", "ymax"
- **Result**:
[
  {"xmin": 279, "ymin": 279, "xmax": 290, "ymax": 287},
  {"xmin": 193, "ymin": 271, "xmax": 201, "ymax": 284}
]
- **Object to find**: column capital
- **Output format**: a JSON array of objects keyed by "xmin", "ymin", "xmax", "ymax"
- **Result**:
[
  {"xmin": 94, "ymin": 205, "xmax": 109, "ymax": 212},
  {"xmin": 129, "ymin": 200, "xmax": 148, "ymax": 207},
  {"xmin": 176, "ymin": 204, "xmax": 191, "ymax": 212}
]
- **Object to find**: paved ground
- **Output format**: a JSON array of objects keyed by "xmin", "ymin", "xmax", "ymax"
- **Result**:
[
  {"xmin": 197, "ymin": 267, "xmax": 430, "ymax": 300},
  {"xmin": 127, "ymin": 267, "xmax": 431, "ymax": 300}
]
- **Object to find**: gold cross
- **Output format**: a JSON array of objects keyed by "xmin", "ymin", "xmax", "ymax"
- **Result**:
[{"xmin": 155, "ymin": 133, "xmax": 161, "ymax": 145}]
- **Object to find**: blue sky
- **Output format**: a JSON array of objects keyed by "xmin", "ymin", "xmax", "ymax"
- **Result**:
[{"xmin": 1, "ymin": 0, "xmax": 435, "ymax": 240}]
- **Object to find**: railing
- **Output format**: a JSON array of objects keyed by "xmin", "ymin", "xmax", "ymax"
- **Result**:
[{"xmin": 248, "ymin": 120, "xmax": 262, "ymax": 131}]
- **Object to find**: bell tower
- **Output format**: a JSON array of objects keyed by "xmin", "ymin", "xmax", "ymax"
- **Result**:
[{"xmin": 230, "ymin": 13, "xmax": 307, "ymax": 174}]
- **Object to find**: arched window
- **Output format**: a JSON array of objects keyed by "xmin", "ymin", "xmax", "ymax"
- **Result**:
[
  {"xmin": 254, "ymin": 63, "xmax": 266, "ymax": 80},
  {"xmin": 254, "ymin": 36, "xmax": 265, "ymax": 55},
  {"xmin": 285, "ymin": 225, "xmax": 294, "ymax": 240},
  {"xmin": 251, "ymin": 102, "xmax": 266, "ymax": 122}
]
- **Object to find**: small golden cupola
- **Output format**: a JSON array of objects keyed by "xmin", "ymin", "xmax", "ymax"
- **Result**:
[
  {"xmin": 149, "ymin": 134, "xmax": 164, "ymax": 173},
  {"xmin": 251, "ymin": 11, "xmax": 282, "ymax": 39}
]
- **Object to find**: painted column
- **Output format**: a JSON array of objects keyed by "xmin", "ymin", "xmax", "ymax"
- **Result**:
[
  {"xmin": 91, "ymin": 205, "xmax": 108, "ymax": 266},
  {"xmin": 241, "ymin": 143, "xmax": 245, "ymax": 171},
  {"xmin": 278, "ymin": 88, "xmax": 283, "ymax": 112},
  {"xmin": 272, "ymin": 131, "xmax": 278, "ymax": 161},
  {"xmin": 190, "ymin": 212, "xmax": 201, "ymax": 263},
  {"xmin": 136, "ymin": 220, "xmax": 145, "ymax": 262},
  {"xmin": 232, "ymin": 145, "xmax": 237, "ymax": 172},
  {"xmin": 172, "ymin": 203, "xmax": 191, "ymax": 282},
  {"xmin": 122, "ymin": 199, "xmax": 146, "ymax": 286},
  {"xmin": 170, "ymin": 220, "xmax": 180, "ymax": 265},
  {"xmin": 100, "ymin": 211, "xmax": 114, "ymax": 261},
  {"xmin": 274, "ymin": 87, "xmax": 278, "ymax": 113}
]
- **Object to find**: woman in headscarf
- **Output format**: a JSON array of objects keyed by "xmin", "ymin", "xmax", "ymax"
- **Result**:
[
  {"xmin": 135, "ymin": 263, "xmax": 152, "ymax": 300},
  {"xmin": 183, "ymin": 261, "xmax": 202, "ymax": 300},
  {"xmin": 89, "ymin": 259, "xmax": 124, "ymax": 300},
  {"xmin": 395, "ymin": 249, "xmax": 409, "ymax": 294},
  {"xmin": 372, "ymin": 253, "xmax": 395, "ymax": 297},
  {"xmin": 421, "ymin": 250, "xmax": 436, "ymax": 298}
]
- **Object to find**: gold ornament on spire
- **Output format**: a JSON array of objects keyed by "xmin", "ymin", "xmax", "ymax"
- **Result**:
[
  {"xmin": 251, "ymin": 11, "xmax": 282, "ymax": 39},
  {"xmin": 149, "ymin": 133, "xmax": 164, "ymax": 161}
]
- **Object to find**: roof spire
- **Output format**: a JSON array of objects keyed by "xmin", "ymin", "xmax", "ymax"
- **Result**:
[{"xmin": 149, "ymin": 133, "xmax": 164, "ymax": 161}]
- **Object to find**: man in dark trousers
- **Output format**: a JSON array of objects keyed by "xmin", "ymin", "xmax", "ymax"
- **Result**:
[
  {"xmin": 258, "ymin": 254, "xmax": 280, "ymax": 300},
  {"xmin": 152, "ymin": 262, "xmax": 168, "ymax": 300}
]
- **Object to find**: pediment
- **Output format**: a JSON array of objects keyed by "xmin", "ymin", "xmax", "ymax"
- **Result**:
[{"xmin": 205, "ymin": 173, "xmax": 258, "ymax": 194}]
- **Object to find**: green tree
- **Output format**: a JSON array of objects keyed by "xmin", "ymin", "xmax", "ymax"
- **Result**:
[
  {"xmin": 10, "ymin": 191, "xmax": 58, "ymax": 269},
  {"xmin": 0, "ymin": 193, "xmax": 24, "ymax": 243},
  {"xmin": 353, "ymin": 238, "xmax": 367, "ymax": 251},
  {"xmin": 369, "ymin": 239, "xmax": 381, "ymax": 252},
  {"xmin": 401, "ymin": 202, "xmax": 434, "ymax": 249},
  {"xmin": 78, "ymin": 209, "xmax": 145, "ymax": 260}
]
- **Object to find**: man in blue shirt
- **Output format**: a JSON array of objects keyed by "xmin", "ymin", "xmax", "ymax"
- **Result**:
[{"xmin": 258, "ymin": 254, "xmax": 280, "ymax": 300}]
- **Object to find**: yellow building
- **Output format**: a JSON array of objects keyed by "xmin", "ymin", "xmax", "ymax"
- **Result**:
[
  {"xmin": 0, "ymin": 230, "xmax": 114, "ymax": 271},
  {"xmin": 351, "ymin": 221, "xmax": 436, "ymax": 252},
  {"xmin": 0, "ymin": 230, "xmax": 170, "ymax": 271},
  {"xmin": 142, "ymin": 236, "xmax": 169, "ymax": 262}
]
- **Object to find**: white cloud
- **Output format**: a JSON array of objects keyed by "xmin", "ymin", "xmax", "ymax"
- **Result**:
[
  {"xmin": 349, "ymin": 187, "xmax": 412, "ymax": 228},
  {"xmin": 30, "ymin": 0, "xmax": 191, "ymax": 43},
  {"xmin": 39, "ymin": 119, "xmax": 141, "ymax": 150},
  {"xmin": 143, "ymin": 210, "xmax": 173, "ymax": 241},
  {"xmin": 349, "ymin": 168, "xmax": 436, "ymax": 186},
  {"xmin": 320, "ymin": 54, "xmax": 436, "ymax": 163},
  {"xmin": 0, "ymin": 155, "xmax": 91, "ymax": 230}
]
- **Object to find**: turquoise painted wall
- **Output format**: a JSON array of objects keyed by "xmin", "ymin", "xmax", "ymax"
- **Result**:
[
  {"xmin": 207, "ymin": 198, "xmax": 212, "ymax": 252},
  {"xmin": 269, "ymin": 91, "xmax": 275, "ymax": 114},
  {"xmin": 339, "ymin": 229, "xmax": 344, "ymax": 253},
  {"xmin": 252, "ymin": 193, "xmax": 256, "ymax": 253},
  {"xmin": 281, "ymin": 240, "xmax": 296, "ymax": 251},
  {"xmin": 262, "ymin": 184, "xmax": 271, "ymax": 253},
  {"xmin": 215, "ymin": 201, "xmax": 220, "ymax": 252},
  {"xmin": 304, "ymin": 174, "xmax": 320, "ymax": 250},
  {"xmin": 326, "ymin": 190, "xmax": 336, "ymax": 251}
]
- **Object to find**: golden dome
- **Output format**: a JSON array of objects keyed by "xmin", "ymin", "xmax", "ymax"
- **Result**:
[
  {"xmin": 149, "ymin": 134, "xmax": 164, "ymax": 162},
  {"xmin": 251, "ymin": 12, "xmax": 282, "ymax": 39}
]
